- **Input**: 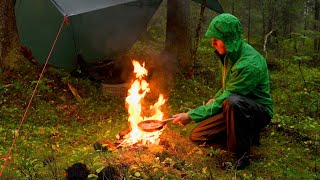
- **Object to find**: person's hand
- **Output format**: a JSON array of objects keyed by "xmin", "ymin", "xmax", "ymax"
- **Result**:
[
  {"xmin": 172, "ymin": 113, "xmax": 192, "ymax": 126},
  {"xmin": 206, "ymin": 98, "xmax": 216, "ymax": 105}
]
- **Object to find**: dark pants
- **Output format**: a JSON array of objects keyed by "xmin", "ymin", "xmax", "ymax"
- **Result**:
[{"xmin": 190, "ymin": 94, "xmax": 271, "ymax": 157}]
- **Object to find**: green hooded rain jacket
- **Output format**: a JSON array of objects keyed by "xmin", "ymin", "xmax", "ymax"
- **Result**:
[{"xmin": 188, "ymin": 13, "xmax": 273, "ymax": 123}]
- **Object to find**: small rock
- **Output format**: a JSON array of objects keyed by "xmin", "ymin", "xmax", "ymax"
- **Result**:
[
  {"xmin": 93, "ymin": 142, "xmax": 107, "ymax": 152},
  {"xmin": 181, "ymin": 173, "xmax": 187, "ymax": 178}
]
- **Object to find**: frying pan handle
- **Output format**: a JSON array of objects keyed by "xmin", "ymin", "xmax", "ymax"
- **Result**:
[{"xmin": 162, "ymin": 117, "xmax": 175, "ymax": 122}]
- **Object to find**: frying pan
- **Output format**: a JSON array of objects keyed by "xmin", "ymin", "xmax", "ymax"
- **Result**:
[{"xmin": 138, "ymin": 118, "xmax": 175, "ymax": 132}]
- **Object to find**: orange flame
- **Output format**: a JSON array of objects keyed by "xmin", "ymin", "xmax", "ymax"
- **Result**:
[{"xmin": 121, "ymin": 60, "xmax": 166, "ymax": 146}]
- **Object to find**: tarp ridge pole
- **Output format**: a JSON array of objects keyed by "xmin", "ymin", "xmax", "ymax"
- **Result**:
[{"xmin": 0, "ymin": 16, "xmax": 69, "ymax": 177}]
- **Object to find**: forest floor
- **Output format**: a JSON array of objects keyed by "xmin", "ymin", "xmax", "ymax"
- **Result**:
[{"xmin": 0, "ymin": 25, "xmax": 320, "ymax": 179}]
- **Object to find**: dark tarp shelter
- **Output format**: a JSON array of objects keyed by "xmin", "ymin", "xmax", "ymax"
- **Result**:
[
  {"xmin": 193, "ymin": 0, "xmax": 224, "ymax": 13},
  {"xmin": 15, "ymin": 0, "xmax": 223, "ymax": 71}
]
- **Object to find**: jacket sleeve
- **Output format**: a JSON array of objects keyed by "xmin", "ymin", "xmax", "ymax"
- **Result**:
[
  {"xmin": 214, "ymin": 88, "xmax": 224, "ymax": 98},
  {"xmin": 188, "ymin": 62, "xmax": 260, "ymax": 123}
]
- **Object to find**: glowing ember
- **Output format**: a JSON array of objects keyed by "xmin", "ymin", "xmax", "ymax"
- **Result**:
[{"xmin": 121, "ymin": 60, "xmax": 166, "ymax": 146}]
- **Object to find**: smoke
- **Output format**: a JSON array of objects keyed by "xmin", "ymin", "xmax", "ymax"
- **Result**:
[
  {"xmin": 146, "ymin": 50, "xmax": 178, "ymax": 98},
  {"xmin": 121, "ymin": 48, "xmax": 178, "ymax": 117},
  {"xmin": 141, "ymin": 50, "xmax": 178, "ymax": 117}
]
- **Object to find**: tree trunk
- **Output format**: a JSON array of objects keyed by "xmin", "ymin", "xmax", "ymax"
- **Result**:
[
  {"xmin": 190, "ymin": 0, "xmax": 206, "ymax": 78},
  {"xmin": 267, "ymin": 0, "xmax": 274, "ymax": 33},
  {"xmin": 262, "ymin": 0, "xmax": 266, "ymax": 36},
  {"xmin": 0, "ymin": 0, "xmax": 8, "ymax": 60},
  {"xmin": 0, "ymin": 0, "xmax": 17, "ymax": 64},
  {"xmin": 304, "ymin": 0, "xmax": 308, "ymax": 32},
  {"xmin": 247, "ymin": 0, "xmax": 251, "ymax": 43},
  {"xmin": 165, "ymin": 0, "xmax": 192, "ymax": 78},
  {"xmin": 314, "ymin": 0, "xmax": 320, "ymax": 52},
  {"xmin": 232, "ymin": 0, "xmax": 235, "ymax": 15}
]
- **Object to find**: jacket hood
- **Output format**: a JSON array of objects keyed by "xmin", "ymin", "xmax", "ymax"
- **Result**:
[{"xmin": 205, "ymin": 13, "xmax": 243, "ymax": 52}]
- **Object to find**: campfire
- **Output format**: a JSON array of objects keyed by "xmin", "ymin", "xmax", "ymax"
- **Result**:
[{"xmin": 119, "ymin": 60, "xmax": 167, "ymax": 147}]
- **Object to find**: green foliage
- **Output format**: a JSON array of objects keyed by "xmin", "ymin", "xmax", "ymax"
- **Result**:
[
  {"xmin": 12, "ymin": 80, "xmax": 24, "ymax": 91},
  {"xmin": 31, "ymin": 78, "xmax": 53, "ymax": 93},
  {"xmin": 292, "ymin": 55, "xmax": 313, "ymax": 63},
  {"xmin": 0, "ymin": 83, "xmax": 8, "ymax": 96},
  {"xmin": 273, "ymin": 114, "xmax": 320, "ymax": 141},
  {"xmin": 270, "ymin": 57, "xmax": 320, "ymax": 118}
]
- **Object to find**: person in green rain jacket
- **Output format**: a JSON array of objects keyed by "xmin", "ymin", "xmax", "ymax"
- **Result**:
[{"xmin": 172, "ymin": 13, "xmax": 273, "ymax": 170}]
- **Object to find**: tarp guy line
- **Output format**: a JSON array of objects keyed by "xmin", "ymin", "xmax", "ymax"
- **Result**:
[{"xmin": 0, "ymin": 16, "xmax": 69, "ymax": 177}]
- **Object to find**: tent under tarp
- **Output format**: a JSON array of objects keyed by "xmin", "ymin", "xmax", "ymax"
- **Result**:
[
  {"xmin": 15, "ymin": 0, "xmax": 164, "ymax": 71},
  {"xmin": 15, "ymin": 0, "xmax": 224, "ymax": 71}
]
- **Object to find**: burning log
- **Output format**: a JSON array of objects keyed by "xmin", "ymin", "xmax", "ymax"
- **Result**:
[
  {"xmin": 119, "ymin": 125, "xmax": 132, "ymax": 139},
  {"xmin": 93, "ymin": 140, "xmax": 117, "ymax": 152}
]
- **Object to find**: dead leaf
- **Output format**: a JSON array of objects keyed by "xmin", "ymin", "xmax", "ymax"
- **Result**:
[
  {"xmin": 134, "ymin": 172, "xmax": 141, "ymax": 177},
  {"xmin": 116, "ymin": 134, "xmax": 120, "ymax": 140},
  {"xmin": 202, "ymin": 167, "xmax": 207, "ymax": 174},
  {"xmin": 188, "ymin": 147, "xmax": 203, "ymax": 155},
  {"xmin": 67, "ymin": 83, "xmax": 82, "ymax": 102}
]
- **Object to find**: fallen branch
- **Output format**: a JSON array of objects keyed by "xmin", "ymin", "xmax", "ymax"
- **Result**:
[
  {"xmin": 67, "ymin": 83, "xmax": 82, "ymax": 102},
  {"xmin": 268, "ymin": 122, "xmax": 318, "ymax": 151},
  {"xmin": 263, "ymin": 30, "xmax": 274, "ymax": 59},
  {"xmin": 298, "ymin": 60, "xmax": 308, "ymax": 90}
]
